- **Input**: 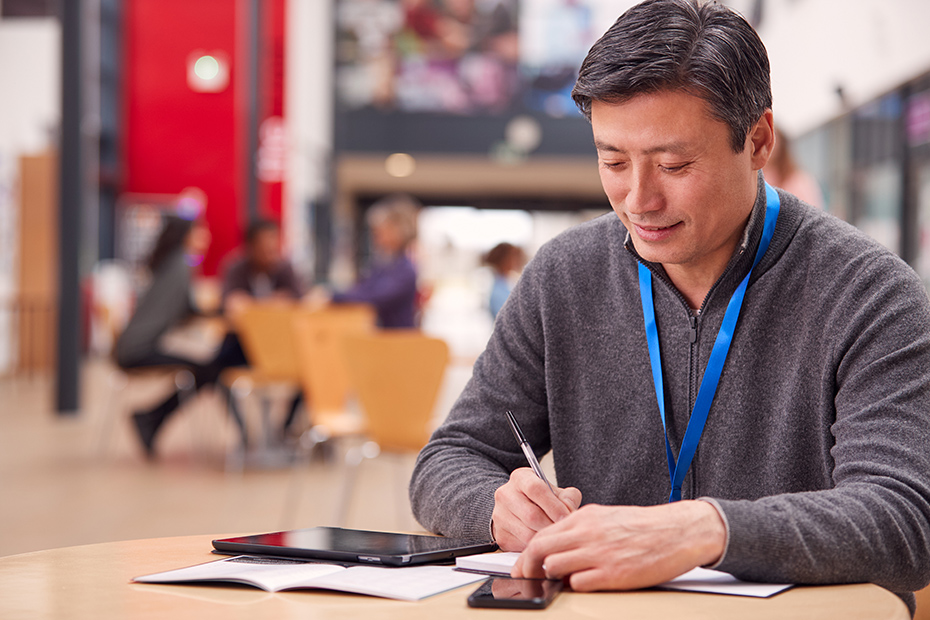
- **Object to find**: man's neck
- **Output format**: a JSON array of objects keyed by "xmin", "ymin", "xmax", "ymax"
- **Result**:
[
  {"xmin": 663, "ymin": 262, "xmax": 727, "ymax": 311},
  {"xmin": 662, "ymin": 221, "xmax": 750, "ymax": 310}
]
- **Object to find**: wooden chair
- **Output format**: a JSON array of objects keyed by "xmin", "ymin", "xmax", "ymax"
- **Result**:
[
  {"xmin": 334, "ymin": 331, "xmax": 450, "ymax": 526},
  {"xmin": 228, "ymin": 302, "xmax": 305, "ymax": 384},
  {"xmin": 281, "ymin": 304, "xmax": 376, "ymax": 524},
  {"xmin": 221, "ymin": 302, "xmax": 306, "ymax": 468}
]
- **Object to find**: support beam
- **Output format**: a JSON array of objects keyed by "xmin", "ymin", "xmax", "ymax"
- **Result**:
[
  {"xmin": 56, "ymin": 0, "xmax": 83, "ymax": 414},
  {"xmin": 246, "ymin": 0, "xmax": 262, "ymax": 223}
]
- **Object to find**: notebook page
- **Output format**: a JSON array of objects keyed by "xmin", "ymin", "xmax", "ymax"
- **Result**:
[
  {"xmin": 134, "ymin": 556, "xmax": 346, "ymax": 592},
  {"xmin": 305, "ymin": 565, "xmax": 487, "ymax": 601},
  {"xmin": 659, "ymin": 567, "xmax": 793, "ymax": 597}
]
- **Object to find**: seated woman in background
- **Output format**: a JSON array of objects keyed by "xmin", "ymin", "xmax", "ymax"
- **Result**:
[
  {"xmin": 115, "ymin": 212, "xmax": 218, "ymax": 458},
  {"xmin": 763, "ymin": 126, "xmax": 825, "ymax": 208},
  {"xmin": 318, "ymin": 194, "xmax": 421, "ymax": 329},
  {"xmin": 483, "ymin": 242, "xmax": 526, "ymax": 319}
]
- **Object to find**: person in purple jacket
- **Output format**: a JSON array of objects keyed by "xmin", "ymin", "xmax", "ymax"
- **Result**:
[{"xmin": 327, "ymin": 194, "xmax": 421, "ymax": 328}]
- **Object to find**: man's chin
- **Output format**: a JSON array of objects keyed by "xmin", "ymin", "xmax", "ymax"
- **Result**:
[{"xmin": 630, "ymin": 240, "xmax": 681, "ymax": 267}]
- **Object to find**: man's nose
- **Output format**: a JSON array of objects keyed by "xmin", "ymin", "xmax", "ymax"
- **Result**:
[{"xmin": 625, "ymin": 168, "xmax": 661, "ymax": 215}]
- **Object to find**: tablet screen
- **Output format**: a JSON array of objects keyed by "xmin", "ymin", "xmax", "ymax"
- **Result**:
[{"xmin": 213, "ymin": 527, "xmax": 497, "ymax": 565}]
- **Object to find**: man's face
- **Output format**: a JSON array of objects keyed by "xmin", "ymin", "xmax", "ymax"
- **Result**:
[
  {"xmin": 249, "ymin": 228, "xmax": 280, "ymax": 272},
  {"xmin": 592, "ymin": 90, "xmax": 768, "ymax": 281}
]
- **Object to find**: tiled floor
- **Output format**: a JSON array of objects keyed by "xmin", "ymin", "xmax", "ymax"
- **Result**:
[{"xmin": 0, "ymin": 357, "xmax": 473, "ymax": 558}]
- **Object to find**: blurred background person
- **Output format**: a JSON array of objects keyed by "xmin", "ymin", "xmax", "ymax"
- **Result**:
[
  {"xmin": 219, "ymin": 218, "xmax": 306, "ymax": 436},
  {"xmin": 482, "ymin": 241, "xmax": 525, "ymax": 319},
  {"xmin": 221, "ymin": 219, "xmax": 304, "ymax": 318},
  {"xmin": 763, "ymin": 126, "xmax": 825, "ymax": 208},
  {"xmin": 315, "ymin": 194, "xmax": 421, "ymax": 329},
  {"xmin": 114, "ymin": 210, "xmax": 215, "ymax": 458}
]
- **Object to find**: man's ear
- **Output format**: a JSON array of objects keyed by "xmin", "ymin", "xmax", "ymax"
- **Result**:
[{"xmin": 748, "ymin": 109, "xmax": 775, "ymax": 170}]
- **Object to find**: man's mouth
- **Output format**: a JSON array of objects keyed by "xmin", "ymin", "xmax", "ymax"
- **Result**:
[{"xmin": 632, "ymin": 221, "xmax": 682, "ymax": 241}]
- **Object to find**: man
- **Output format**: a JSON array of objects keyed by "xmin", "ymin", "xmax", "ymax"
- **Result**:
[
  {"xmin": 222, "ymin": 219, "xmax": 303, "ymax": 312},
  {"xmin": 219, "ymin": 219, "xmax": 305, "ymax": 434},
  {"xmin": 409, "ymin": 0, "xmax": 930, "ymax": 612}
]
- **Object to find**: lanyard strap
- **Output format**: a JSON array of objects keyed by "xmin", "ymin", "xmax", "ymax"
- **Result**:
[{"xmin": 638, "ymin": 183, "xmax": 780, "ymax": 503}]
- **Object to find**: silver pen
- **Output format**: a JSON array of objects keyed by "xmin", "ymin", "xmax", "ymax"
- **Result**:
[{"xmin": 505, "ymin": 410, "xmax": 556, "ymax": 495}]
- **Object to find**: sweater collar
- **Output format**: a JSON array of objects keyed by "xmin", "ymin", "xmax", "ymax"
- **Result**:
[{"xmin": 624, "ymin": 171, "xmax": 770, "ymax": 313}]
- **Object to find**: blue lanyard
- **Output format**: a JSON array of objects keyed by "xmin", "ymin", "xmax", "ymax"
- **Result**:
[{"xmin": 638, "ymin": 183, "xmax": 780, "ymax": 503}]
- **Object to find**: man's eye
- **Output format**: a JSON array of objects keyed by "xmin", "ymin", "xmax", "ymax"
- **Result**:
[{"xmin": 660, "ymin": 163, "xmax": 689, "ymax": 173}]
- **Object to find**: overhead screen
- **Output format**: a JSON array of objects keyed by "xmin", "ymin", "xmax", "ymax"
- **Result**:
[{"xmin": 334, "ymin": 0, "xmax": 633, "ymax": 156}]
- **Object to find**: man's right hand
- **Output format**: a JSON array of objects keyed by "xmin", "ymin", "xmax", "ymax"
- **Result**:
[{"xmin": 491, "ymin": 468, "xmax": 582, "ymax": 551}]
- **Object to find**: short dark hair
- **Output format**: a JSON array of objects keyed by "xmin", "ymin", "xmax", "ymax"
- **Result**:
[
  {"xmin": 245, "ymin": 219, "xmax": 278, "ymax": 245},
  {"xmin": 571, "ymin": 0, "xmax": 771, "ymax": 152}
]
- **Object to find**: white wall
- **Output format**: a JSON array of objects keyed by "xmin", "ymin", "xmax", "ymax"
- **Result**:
[
  {"xmin": 729, "ymin": 0, "xmax": 930, "ymax": 135},
  {"xmin": 0, "ymin": 18, "xmax": 60, "ymax": 372},
  {"xmin": 284, "ymin": 0, "xmax": 334, "ymax": 281}
]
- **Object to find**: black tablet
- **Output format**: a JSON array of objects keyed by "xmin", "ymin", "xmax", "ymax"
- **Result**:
[{"xmin": 212, "ymin": 527, "xmax": 498, "ymax": 567}]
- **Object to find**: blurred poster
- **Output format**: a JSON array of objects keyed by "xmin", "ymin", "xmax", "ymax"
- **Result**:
[{"xmin": 335, "ymin": 0, "xmax": 628, "ymax": 116}]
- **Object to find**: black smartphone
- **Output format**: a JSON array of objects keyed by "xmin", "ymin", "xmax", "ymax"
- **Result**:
[{"xmin": 467, "ymin": 577, "xmax": 563, "ymax": 609}]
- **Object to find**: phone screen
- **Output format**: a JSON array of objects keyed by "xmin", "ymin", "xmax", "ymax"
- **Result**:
[{"xmin": 467, "ymin": 577, "xmax": 563, "ymax": 609}]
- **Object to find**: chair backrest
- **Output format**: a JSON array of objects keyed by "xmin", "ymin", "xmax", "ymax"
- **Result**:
[
  {"xmin": 292, "ymin": 305, "xmax": 377, "ymax": 416},
  {"xmin": 233, "ymin": 302, "xmax": 305, "ymax": 382},
  {"xmin": 342, "ymin": 331, "xmax": 449, "ymax": 453}
]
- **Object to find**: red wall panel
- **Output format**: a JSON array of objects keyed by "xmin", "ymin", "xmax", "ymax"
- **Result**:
[{"xmin": 124, "ymin": 0, "xmax": 285, "ymax": 276}]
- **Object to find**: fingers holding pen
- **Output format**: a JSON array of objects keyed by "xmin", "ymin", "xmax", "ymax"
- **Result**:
[
  {"xmin": 557, "ymin": 485, "xmax": 582, "ymax": 512},
  {"xmin": 491, "ymin": 468, "xmax": 581, "ymax": 551}
]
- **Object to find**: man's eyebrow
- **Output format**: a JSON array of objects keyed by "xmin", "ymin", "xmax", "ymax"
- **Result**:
[
  {"xmin": 593, "ymin": 138, "xmax": 623, "ymax": 153},
  {"xmin": 593, "ymin": 139, "xmax": 692, "ymax": 155}
]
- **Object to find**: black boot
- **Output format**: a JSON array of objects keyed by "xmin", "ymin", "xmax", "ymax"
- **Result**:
[{"xmin": 132, "ymin": 391, "xmax": 181, "ymax": 459}]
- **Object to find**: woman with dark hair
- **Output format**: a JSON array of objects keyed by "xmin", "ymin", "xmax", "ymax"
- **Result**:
[
  {"xmin": 115, "ymin": 212, "xmax": 214, "ymax": 457},
  {"xmin": 115, "ymin": 215, "xmax": 209, "ymax": 368}
]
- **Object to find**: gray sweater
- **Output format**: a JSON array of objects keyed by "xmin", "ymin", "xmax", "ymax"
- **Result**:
[
  {"xmin": 115, "ymin": 250, "xmax": 193, "ymax": 368},
  {"xmin": 410, "ymin": 175, "xmax": 930, "ymax": 610}
]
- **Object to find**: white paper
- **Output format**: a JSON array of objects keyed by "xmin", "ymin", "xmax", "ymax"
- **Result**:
[
  {"xmin": 455, "ymin": 552, "xmax": 793, "ymax": 598},
  {"xmin": 133, "ymin": 555, "xmax": 486, "ymax": 601},
  {"xmin": 455, "ymin": 551, "xmax": 521, "ymax": 575},
  {"xmin": 307, "ymin": 565, "xmax": 487, "ymax": 601},
  {"xmin": 659, "ymin": 567, "xmax": 793, "ymax": 598}
]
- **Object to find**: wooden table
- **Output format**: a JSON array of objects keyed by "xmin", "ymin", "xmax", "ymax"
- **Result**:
[{"xmin": 0, "ymin": 534, "xmax": 909, "ymax": 619}]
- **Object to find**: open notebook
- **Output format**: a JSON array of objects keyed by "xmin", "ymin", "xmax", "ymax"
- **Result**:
[
  {"xmin": 455, "ymin": 552, "xmax": 793, "ymax": 598},
  {"xmin": 133, "ymin": 555, "xmax": 486, "ymax": 601}
]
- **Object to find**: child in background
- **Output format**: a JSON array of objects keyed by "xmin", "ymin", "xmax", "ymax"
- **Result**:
[{"xmin": 483, "ymin": 242, "xmax": 526, "ymax": 319}]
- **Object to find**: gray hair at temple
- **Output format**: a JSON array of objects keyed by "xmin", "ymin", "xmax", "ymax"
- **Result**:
[
  {"xmin": 571, "ymin": 0, "xmax": 771, "ymax": 153},
  {"xmin": 366, "ymin": 193, "xmax": 421, "ymax": 249}
]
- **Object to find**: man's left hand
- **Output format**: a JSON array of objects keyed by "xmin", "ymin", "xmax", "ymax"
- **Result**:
[{"xmin": 511, "ymin": 499, "xmax": 726, "ymax": 591}]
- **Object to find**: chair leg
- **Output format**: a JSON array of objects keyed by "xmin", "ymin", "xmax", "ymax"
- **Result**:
[
  {"xmin": 172, "ymin": 370, "xmax": 205, "ymax": 460},
  {"xmin": 280, "ymin": 426, "xmax": 330, "ymax": 529},
  {"xmin": 334, "ymin": 441, "xmax": 380, "ymax": 526},
  {"xmin": 96, "ymin": 369, "xmax": 128, "ymax": 457},
  {"xmin": 224, "ymin": 377, "xmax": 253, "ymax": 473},
  {"xmin": 223, "ymin": 383, "xmax": 249, "ymax": 448}
]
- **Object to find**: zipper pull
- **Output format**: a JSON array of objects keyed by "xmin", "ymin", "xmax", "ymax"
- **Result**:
[{"xmin": 689, "ymin": 314, "xmax": 698, "ymax": 344}]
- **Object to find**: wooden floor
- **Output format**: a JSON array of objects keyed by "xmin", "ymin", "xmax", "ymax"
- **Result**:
[{"xmin": 0, "ymin": 357, "xmax": 473, "ymax": 558}]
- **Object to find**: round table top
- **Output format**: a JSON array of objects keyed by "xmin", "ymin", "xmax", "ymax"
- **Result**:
[{"xmin": 0, "ymin": 534, "xmax": 909, "ymax": 620}]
